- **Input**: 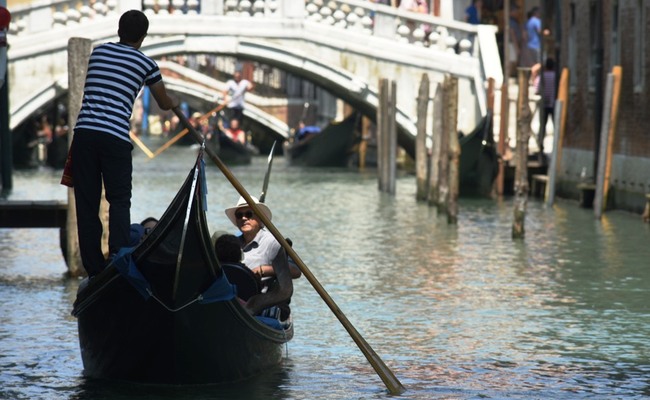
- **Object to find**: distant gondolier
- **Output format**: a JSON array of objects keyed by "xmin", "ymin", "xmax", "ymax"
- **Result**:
[
  {"xmin": 221, "ymin": 70, "xmax": 253, "ymax": 129},
  {"xmin": 68, "ymin": 10, "xmax": 178, "ymax": 277}
]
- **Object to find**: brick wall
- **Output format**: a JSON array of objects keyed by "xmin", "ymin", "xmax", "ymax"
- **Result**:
[{"xmin": 559, "ymin": 0, "xmax": 650, "ymax": 158}]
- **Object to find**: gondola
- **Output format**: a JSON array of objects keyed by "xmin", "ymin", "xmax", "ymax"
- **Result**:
[
  {"xmin": 459, "ymin": 110, "xmax": 498, "ymax": 197},
  {"xmin": 71, "ymin": 149, "xmax": 293, "ymax": 384},
  {"xmin": 284, "ymin": 112, "xmax": 360, "ymax": 167},
  {"xmin": 206, "ymin": 131, "xmax": 259, "ymax": 166}
]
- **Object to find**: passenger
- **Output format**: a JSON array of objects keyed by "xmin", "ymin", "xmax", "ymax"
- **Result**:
[
  {"xmin": 214, "ymin": 233, "xmax": 259, "ymax": 302},
  {"xmin": 295, "ymin": 121, "xmax": 321, "ymax": 142},
  {"xmin": 140, "ymin": 217, "xmax": 158, "ymax": 239},
  {"xmin": 224, "ymin": 196, "xmax": 295, "ymax": 319},
  {"xmin": 223, "ymin": 118, "xmax": 246, "ymax": 145},
  {"xmin": 127, "ymin": 217, "xmax": 159, "ymax": 247},
  {"xmin": 214, "ymin": 233, "xmax": 245, "ymax": 266}
]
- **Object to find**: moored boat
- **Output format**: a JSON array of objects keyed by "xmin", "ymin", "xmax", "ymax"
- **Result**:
[
  {"xmin": 207, "ymin": 131, "xmax": 259, "ymax": 166},
  {"xmin": 71, "ymin": 150, "xmax": 292, "ymax": 384},
  {"xmin": 459, "ymin": 111, "xmax": 498, "ymax": 197},
  {"xmin": 284, "ymin": 112, "xmax": 360, "ymax": 167}
]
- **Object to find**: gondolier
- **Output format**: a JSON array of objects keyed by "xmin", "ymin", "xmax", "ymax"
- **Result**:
[
  {"xmin": 69, "ymin": 10, "xmax": 178, "ymax": 277},
  {"xmin": 221, "ymin": 70, "xmax": 253, "ymax": 128}
]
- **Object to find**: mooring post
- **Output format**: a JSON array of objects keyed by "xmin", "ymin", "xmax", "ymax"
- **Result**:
[
  {"xmin": 594, "ymin": 66, "xmax": 622, "ymax": 219},
  {"xmin": 377, "ymin": 78, "xmax": 396, "ymax": 195},
  {"xmin": 437, "ymin": 75, "xmax": 451, "ymax": 215},
  {"xmin": 512, "ymin": 68, "xmax": 532, "ymax": 239},
  {"xmin": 387, "ymin": 80, "xmax": 397, "ymax": 195},
  {"xmin": 66, "ymin": 37, "xmax": 92, "ymax": 276},
  {"xmin": 447, "ymin": 76, "xmax": 460, "ymax": 224},
  {"xmin": 358, "ymin": 116, "xmax": 371, "ymax": 169},
  {"xmin": 546, "ymin": 100, "xmax": 563, "ymax": 206},
  {"xmin": 496, "ymin": 81, "xmax": 509, "ymax": 196},
  {"xmin": 428, "ymin": 83, "xmax": 443, "ymax": 207},
  {"xmin": 415, "ymin": 73, "xmax": 430, "ymax": 201},
  {"xmin": 377, "ymin": 78, "xmax": 388, "ymax": 192},
  {"xmin": 0, "ymin": 49, "xmax": 10, "ymax": 195}
]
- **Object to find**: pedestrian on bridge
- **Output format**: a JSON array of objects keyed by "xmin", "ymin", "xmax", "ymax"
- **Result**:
[{"xmin": 69, "ymin": 9, "xmax": 178, "ymax": 277}]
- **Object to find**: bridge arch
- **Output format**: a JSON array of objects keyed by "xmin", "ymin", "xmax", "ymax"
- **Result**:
[{"xmin": 7, "ymin": 0, "xmax": 503, "ymax": 158}]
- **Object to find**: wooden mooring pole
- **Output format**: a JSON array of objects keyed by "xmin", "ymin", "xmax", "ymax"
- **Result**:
[
  {"xmin": 415, "ymin": 73, "xmax": 430, "ymax": 201},
  {"xmin": 377, "ymin": 78, "xmax": 396, "ymax": 195},
  {"xmin": 594, "ymin": 66, "xmax": 622, "ymax": 219},
  {"xmin": 447, "ymin": 76, "xmax": 460, "ymax": 224},
  {"xmin": 0, "ymin": 51, "xmax": 10, "ymax": 195},
  {"xmin": 428, "ymin": 83, "xmax": 443, "ymax": 206},
  {"xmin": 512, "ymin": 68, "xmax": 532, "ymax": 239},
  {"xmin": 66, "ymin": 37, "xmax": 92, "ymax": 276},
  {"xmin": 436, "ymin": 75, "xmax": 451, "ymax": 215}
]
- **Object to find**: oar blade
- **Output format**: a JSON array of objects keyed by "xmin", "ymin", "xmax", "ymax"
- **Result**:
[{"xmin": 259, "ymin": 140, "xmax": 277, "ymax": 203}]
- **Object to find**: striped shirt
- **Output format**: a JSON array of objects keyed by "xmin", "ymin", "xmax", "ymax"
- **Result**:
[{"xmin": 75, "ymin": 42, "xmax": 162, "ymax": 142}]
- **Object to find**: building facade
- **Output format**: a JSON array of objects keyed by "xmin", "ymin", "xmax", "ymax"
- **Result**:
[{"xmin": 557, "ymin": 0, "xmax": 650, "ymax": 213}]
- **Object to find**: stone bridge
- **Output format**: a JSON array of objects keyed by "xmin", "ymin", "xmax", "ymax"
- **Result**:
[{"xmin": 6, "ymin": 0, "xmax": 503, "ymax": 150}]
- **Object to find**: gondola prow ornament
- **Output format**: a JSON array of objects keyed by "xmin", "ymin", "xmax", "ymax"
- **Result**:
[{"xmin": 0, "ymin": 6, "xmax": 11, "ymax": 88}]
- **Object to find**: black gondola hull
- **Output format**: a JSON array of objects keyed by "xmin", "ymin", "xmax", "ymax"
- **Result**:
[
  {"xmin": 72, "ymin": 152, "xmax": 292, "ymax": 384},
  {"xmin": 76, "ymin": 275, "xmax": 290, "ymax": 383}
]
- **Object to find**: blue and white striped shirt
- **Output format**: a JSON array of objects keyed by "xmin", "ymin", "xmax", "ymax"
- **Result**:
[{"xmin": 75, "ymin": 42, "xmax": 162, "ymax": 142}]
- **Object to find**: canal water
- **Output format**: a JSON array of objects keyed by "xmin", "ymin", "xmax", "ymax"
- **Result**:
[{"xmin": 1, "ymin": 145, "xmax": 649, "ymax": 399}]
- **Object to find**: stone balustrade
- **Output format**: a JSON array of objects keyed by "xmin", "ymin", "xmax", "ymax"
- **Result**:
[
  {"xmin": 8, "ymin": 0, "xmax": 483, "ymax": 58},
  {"xmin": 303, "ymin": 0, "xmax": 478, "ymax": 56},
  {"xmin": 7, "ymin": 0, "xmax": 118, "ymax": 36}
]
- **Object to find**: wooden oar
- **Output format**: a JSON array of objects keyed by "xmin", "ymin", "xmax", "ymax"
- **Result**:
[
  {"xmin": 259, "ymin": 140, "xmax": 276, "ymax": 203},
  {"xmin": 172, "ymin": 107, "xmax": 405, "ymax": 395},
  {"xmin": 129, "ymin": 132, "xmax": 155, "ymax": 158},
  {"xmin": 152, "ymin": 103, "xmax": 226, "ymax": 157}
]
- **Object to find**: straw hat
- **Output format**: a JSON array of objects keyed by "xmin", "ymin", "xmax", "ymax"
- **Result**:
[{"xmin": 224, "ymin": 195, "xmax": 272, "ymax": 227}]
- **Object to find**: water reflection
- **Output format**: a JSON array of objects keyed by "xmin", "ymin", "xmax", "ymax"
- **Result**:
[{"xmin": 1, "ymin": 152, "xmax": 650, "ymax": 398}]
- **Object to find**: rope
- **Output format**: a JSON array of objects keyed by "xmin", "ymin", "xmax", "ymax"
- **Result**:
[{"xmin": 146, "ymin": 288, "xmax": 203, "ymax": 312}]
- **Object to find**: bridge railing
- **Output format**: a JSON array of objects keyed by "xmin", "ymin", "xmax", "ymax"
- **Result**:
[
  {"xmin": 305, "ymin": 0, "xmax": 477, "ymax": 55},
  {"xmin": 7, "ymin": 0, "xmax": 501, "ymax": 101},
  {"xmin": 6, "ymin": 0, "xmax": 119, "ymax": 36},
  {"xmin": 8, "ymin": 0, "xmax": 493, "ymax": 58}
]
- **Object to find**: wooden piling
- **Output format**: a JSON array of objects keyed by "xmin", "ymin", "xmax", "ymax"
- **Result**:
[
  {"xmin": 553, "ymin": 68, "xmax": 570, "ymax": 180},
  {"xmin": 377, "ymin": 78, "xmax": 396, "ymax": 194},
  {"xmin": 512, "ymin": 68, "xmax": 533, "ymax": 239},
  {"xmin": 415, "ymin": 74, "xmax": 430, "ymax": 201},
  {"xmin": 387, "ymin": 80, "xmax": 397, "ymax": 195},
  {"xmin": 1, "ymin": 62, "xmax": 10, "ymax": 194},
  {"xmin": 437, "ymin": 76, "xmax": 451, "ymax": 214},
  {"xmin": 428, "ymin": 83, "xmax": 443, "ymax": 206},
  {"xmin": 496, "ymin": 80, "xmax": 509, "ymax": 195},
  {"xmin": 447, "ymin": 76, "xmax": 460, "ymax": 224},
  {"xmin": 358, "ymin": 116, "xmax": 371, "ymax": 169},
  {"xmin": 66, "ymin": 37, "xmax": 92, "ymax": 276},
  {"xmin": 594, "ymin": 67, "xmax": 622, "ymax": 219},
  {"xmin": 546, "ymin": 100, "xmax": 563, "ymax": 206}
]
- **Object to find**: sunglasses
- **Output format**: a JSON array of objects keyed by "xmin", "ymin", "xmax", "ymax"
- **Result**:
[{"xmin": 235, "ymin": 210, "xmax": 255, "ymax": 220}]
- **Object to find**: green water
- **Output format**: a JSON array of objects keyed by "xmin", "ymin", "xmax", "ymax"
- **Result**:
[{"xmin": 1, "ymin": 146, "xmax": 649, "ymax": 399}]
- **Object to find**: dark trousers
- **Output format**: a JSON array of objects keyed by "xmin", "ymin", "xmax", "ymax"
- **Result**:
[
  {"xmin": 71, "ymin": 129, "xmax": 133, "ymax": 276},
  {"xmin": 225, "ymin": 106, "xmax": 244, "ymax": 127}
]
